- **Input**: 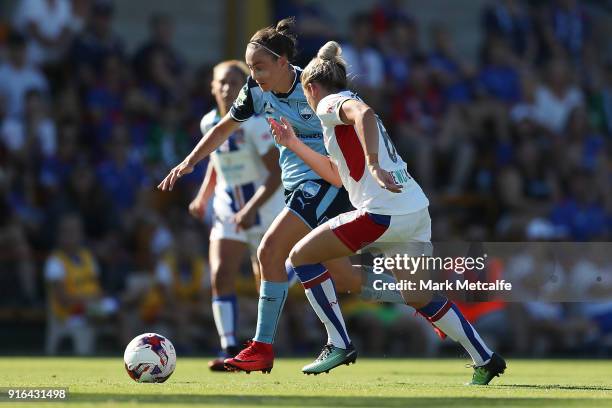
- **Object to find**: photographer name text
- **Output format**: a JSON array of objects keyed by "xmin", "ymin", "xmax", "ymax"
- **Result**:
[{"xmin": 374, "ymin": 279, "xmax": 512, "ymax": 291}]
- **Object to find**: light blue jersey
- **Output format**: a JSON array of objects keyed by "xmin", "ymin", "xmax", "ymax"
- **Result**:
[{"xmin": 229, "ymin": 66, "xmax": 326, "ymax": 190}]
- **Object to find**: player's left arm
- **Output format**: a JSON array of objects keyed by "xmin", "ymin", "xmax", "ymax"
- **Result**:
[
  {"xmin": 339, "ymin": 99, "xmax": 402, "ymax": 193},
  {"xmin": 233, "ymin": 148, "xmax": 282, "ymax": 231},
  {"xmin": 269, "ymin": 117, "xmax": 343, "ymax": 188}
]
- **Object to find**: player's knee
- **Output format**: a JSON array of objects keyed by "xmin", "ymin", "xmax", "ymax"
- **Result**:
[
  {"xmin": 210, "ymin": 264, "xmax": 233, "ymax": 295},
  {"xmin": 257, "ymin": 238, "xmax": 279, "ymax": 268},
  {"xmin": 287, "ymin": 245, "xmax": 305, "ymax": 267}
]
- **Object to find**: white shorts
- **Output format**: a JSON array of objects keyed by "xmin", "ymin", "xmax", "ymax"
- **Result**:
[
  {"xmin": 329, "ymin": 207, "xmax": 432, "ymax": 257},
  {"xmin": 210, "ymin": 188, "xmax": 283, "ymax": 251},
  {"xmin": 209, "ymin": 215, "xmax": 267, "ymax": 252}
]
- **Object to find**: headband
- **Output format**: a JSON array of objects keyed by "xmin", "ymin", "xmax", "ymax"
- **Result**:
[{"xmin": 248, "ymin": 41, "xmax": 282, "ymax": 59}]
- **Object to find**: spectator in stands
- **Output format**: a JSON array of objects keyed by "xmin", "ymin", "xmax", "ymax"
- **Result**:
[
  {"xmin": 481, "ymin": 0, "xmax": 534, "ymax": 60},
  {"xmin": 39, "ymin": 119, "xmax": 81, "ymax": 191},
  {"xmin": 46, "ymin": 161, "xmax": 116, "ymax": 244},
  {"xmin": 133, "ymin": 13, "xmax": 184, "ymax": 82},
  {"xmin": 96, "ymin": 124, "xmax": 148, "ymax": 211},
  {"xmin": 476, "ymin": 38, "xmax": 521, "ymax": 104},
  {"xmin": 560, "ymin": 107, "xmax": 606, "ymax": 175},
  {"xmin": 533, "ymin": 59, "xmax": 584, "ymax": 135},
  {"xmin": 497, "ymin": 107, "xmax": 558, "ymax": 223},
  {"xmin": 70, "ymin": 0, "xmax": 124, "ymax": 86},
  {"xmin": 146, "ymin": 105, "xmax": 190, "ymax": 176},
  {"xmin": 12, "ymin": 0, "xmax": 75, "ymax": 66},
  {"xmin": 0, "ymin": 32, "xmax": 48, "ymax": 119},
  {"xmin": 428, "ymin": 23, "xmax": 474, "ymax": 104},
  {"xmin": 370, "ymin": 0, "xmax": 413, "ymax": 46},
  {"xmin": 548, "ymin": 0, "xmax": 591, "ymax": 63},
  {"xmin": 0, "ymin": 216, "xmax": 36, "ymax": 306},
  {"xmin": 44, "ymin": 213, "xmax": 117, "ymax": 355},
  {"xmin": 342, "ymin": 13, "xmax": 385, "ymax": 111},
  {"xmin": 392, "ymin": 56, "xmax": 444, "ymax": 190},
  {"xmin": 550, "ymin": 169, "xmax": 608, "ymax": 241},
  {"xmin": 274, "ymin": 0, "xmax": 336, "ymax": 67},
  {"xmin": 0, "ymin": 89, "xmax": 56, "ymax": 161},
  {"xmin": 138, "ymin": 48, "xmax": 182, "ymax": 111},
  {"xmin": 382, "ymin": 17, "xmax": 420, "ymax": 94},
  {"xmin": 85, "ymin": 54, "xmax": 127, "ymax": 147}
]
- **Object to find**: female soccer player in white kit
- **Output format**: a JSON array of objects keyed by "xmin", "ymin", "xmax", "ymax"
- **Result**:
[
  {"xmin": 188, "ymin": 60, "xmax": 285, "ymax": 371},
  {"xmin": 159, "ymin": 19, "xmax": 407, "ymax": 375},
  {"xmin": 269, "ymin": 41, "xmax": 506, "ymax": 384}
]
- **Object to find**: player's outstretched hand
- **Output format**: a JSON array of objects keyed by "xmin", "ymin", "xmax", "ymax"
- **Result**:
[
  {"xmin": 369, "ymin": 164, "xmax": 403, "ymax": 193},
  {"xmin": 268, "ymin": 117, "xmax": 298, "ymax": 149},
  {"xmin": 157, "ymin": 160, "xmax": 195, "ymax": 191}
]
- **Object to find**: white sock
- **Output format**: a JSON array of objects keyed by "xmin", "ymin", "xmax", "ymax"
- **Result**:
[
  {"xmin": 304, "ymin": 274, "xmax": 351, "ymax": 349},
  {"xmin": 432, "ymin": 303, "xmax": 492, "ymax": 366},
  {"xmin": 212, "ymin": 295, "xmax": 237, "ymax": 350}
]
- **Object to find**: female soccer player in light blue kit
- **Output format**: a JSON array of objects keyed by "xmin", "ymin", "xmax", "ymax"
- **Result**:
[
  {"xmin": 188, "ymin": 60, "xmax": 285, "ymax": 371},
  {"xmin": 268, "ymin": 41, "xmax": 506, "ymax": 384},
  {"xmin": 158, "ymin": 18, "xmax": 404, "ymax": 374}
]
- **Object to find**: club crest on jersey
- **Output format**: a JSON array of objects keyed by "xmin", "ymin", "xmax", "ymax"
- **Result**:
[
  {"xmin": 302, "ymin": 181, "xmax": 321, "ymax": 198},
  {"xmin": 297, "ymin": 101, "xmax": 314, "ymax": 120}
]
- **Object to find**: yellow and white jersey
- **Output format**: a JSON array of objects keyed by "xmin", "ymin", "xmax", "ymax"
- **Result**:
[
  {"xmin": 44, "ymin": 249, "xmax": 101, "ymax": 319},
  {"xmin": 316, "ymin": 91, "xmax": 429, "ymax": 215}
]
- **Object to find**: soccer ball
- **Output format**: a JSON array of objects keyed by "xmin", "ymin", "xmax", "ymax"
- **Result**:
[{"xmin": 124, "ymin": 333, "xmax": 176, "ymax": 383}]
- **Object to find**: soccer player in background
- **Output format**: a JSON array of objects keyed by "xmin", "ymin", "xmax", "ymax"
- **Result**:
[
  {"xmin": 158, "ymin": 18, "xmax": 406, "ymax": 374},
  {"xmin": 187, "ymin": 60, "xmax": 285, "ymax": 371},
  {"xmin": 268, "ymin": 41, "xmax": 506, "ymax": 384}
]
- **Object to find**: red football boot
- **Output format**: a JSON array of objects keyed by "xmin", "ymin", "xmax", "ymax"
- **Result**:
[{"xmin": 224, "ymin": 340, "xmax": 274, "ymax": 374}]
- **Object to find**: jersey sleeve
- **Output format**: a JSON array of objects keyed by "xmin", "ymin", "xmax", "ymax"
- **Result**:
[
  {"xmin": 316, "ymin": 93, "xmax": 354, "ymax": 127},
  {"xmin": 229, "ymin": 78, "xmax": 257, "ymax": 122},
  {"xmin": 247, "ymin": 116, "xmax": 275, "ymax": 156}
]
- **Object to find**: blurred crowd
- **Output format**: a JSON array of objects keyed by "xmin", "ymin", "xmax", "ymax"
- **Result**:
[{"xmin": 0, "ymin": 0, "xmax": 611, "ymax": 357}]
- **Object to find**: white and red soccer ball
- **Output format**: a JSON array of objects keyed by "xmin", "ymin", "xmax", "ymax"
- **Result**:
[{"xmin": 124, "ymin": 333, "xmax": 176, "ymax": 383}]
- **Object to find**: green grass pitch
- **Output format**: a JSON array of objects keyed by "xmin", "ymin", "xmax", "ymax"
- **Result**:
[{"xmin": 1, "ymin": 357, "xmax": 611, "ymax": 407}]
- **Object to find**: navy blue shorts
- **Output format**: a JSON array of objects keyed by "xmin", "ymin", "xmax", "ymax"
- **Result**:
[{"xmin": 284, "ymin": 179, "xmax": 354, "ymax": 229}]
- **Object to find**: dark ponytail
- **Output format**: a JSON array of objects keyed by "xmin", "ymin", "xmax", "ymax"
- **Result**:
[{"xmin": 249, "ymin": 17, "xmax": 298, "ymax": 61}]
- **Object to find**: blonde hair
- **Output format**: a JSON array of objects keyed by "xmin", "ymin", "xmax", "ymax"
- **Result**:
[
  {"xmin": 301, "ymin": 41, "xmax": 347, "ymax": 90},
  {"xmin": 213, "ymin": 60, "xmax": 249, "ymax": 79}
]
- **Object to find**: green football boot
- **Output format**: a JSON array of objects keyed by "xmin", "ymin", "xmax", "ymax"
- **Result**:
[
  {"xmin": 470, "ymin": 353, "xmax": 506, "ymax": 385},
  {"xmin": 302, "ymin": 344, "xmax": 357, "ymax": 375}
]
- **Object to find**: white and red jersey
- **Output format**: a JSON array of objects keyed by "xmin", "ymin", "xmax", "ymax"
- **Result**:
[{"xmin": 316, "ymin": 91, "xmax": 429, "ymax": 215}]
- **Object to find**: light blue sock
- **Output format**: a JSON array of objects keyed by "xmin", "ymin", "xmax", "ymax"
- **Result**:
[{"xmin": 253, "ymin": 280, "xmax": 289, "ymax": 344}]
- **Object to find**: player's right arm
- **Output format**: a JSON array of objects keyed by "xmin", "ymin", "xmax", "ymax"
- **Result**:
[
  {"xmin": 157, "ymin": 114, "xmax": 239, "ymax": 191},
  {"xmin": 189, "ymin": 162, "xmax": 217, "ymax": 219},
  {"xmin": 158, "ymin": 79, "xmax": 257, "ymax": 192},
  {"xmin": 269, "ymin": 117, "xmax": 343, "ymax": 188}
]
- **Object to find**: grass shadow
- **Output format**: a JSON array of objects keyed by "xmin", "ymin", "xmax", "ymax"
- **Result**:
[
  {"xmin": 66, "ymin": 393, "xmax": 608, "ymax": 407},
  {"xmin": 497, "ymin": 384, "xmax": 612, "ymax": 392}
]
